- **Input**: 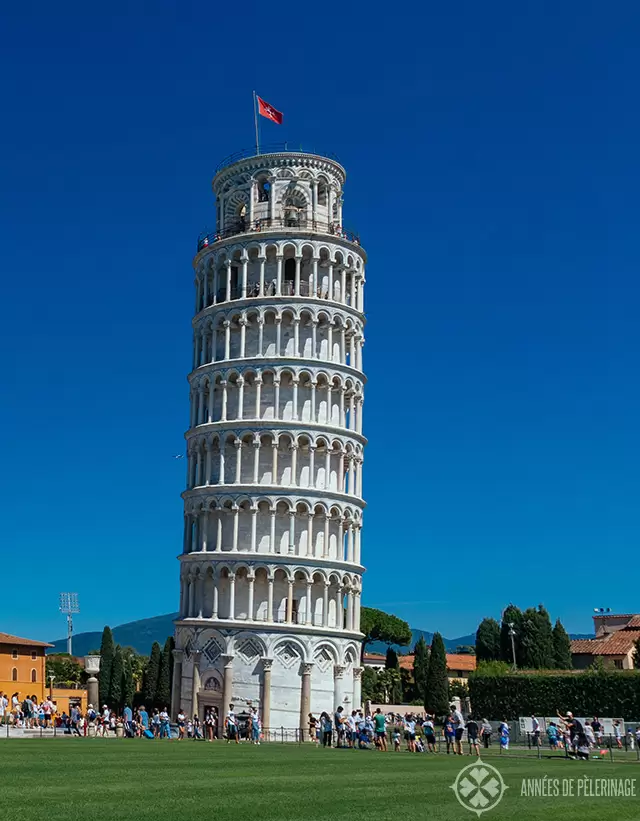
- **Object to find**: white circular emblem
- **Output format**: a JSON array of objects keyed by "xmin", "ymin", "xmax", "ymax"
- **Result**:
[{"xmin": 450, "ymin": 761, "xmax": 508, "ymax": 816}]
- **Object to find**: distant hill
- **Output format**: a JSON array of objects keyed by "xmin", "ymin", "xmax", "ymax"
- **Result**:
[
  {"xmin": 49, "ymin": 615, "xmax": 592, "ymax": 658},
  {"xmin": 49, "ymin": 613, "xmax": 178, "ymax": 656}
]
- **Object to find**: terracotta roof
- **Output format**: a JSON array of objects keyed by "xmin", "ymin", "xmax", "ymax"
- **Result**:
[
  {"xmin": 363, "ymin": 652, "xmax": 476, "ymax": 672},
  {"xmin": 0, "ymin": 632, "xmax": 53, "ymax": 648},
  {"xmin": 571, "ymin": 631, "xmax": 640, "ymax": 656},
  {"xmin": 625, "ymin": 616, "xmax": 640, "ymax": 628}
]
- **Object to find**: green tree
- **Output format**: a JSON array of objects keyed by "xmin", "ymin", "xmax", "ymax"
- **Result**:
[
  {"xmin": 455, "ymin": 645, "xmax": 476, "ymax": 655},
  {"xmin": 361, "ymin": 667, "xmax": 378, "ymax": 702},
  {"xmin": 45, "ymin": 654, "xmax": 85, "ymax": 688},
  {"xmin": 98, "ymin": 626, "xmax": 115, "ymax": 708},
  {"xmin": 633, "ymin": 638, "xmax": 640, "ymax": 670},
  {"xmin": 122, "ymin": 656, "xmax": 136, "ymax": 709},
  {"xmin": 156, "ymin": 636, "xmax": 175, "ymax": 708},
  {"xmin": 359, "ymin": 608, "xmax": 412, "ymax": 659},
  {"xmin": 143, "ymin": 641, "xmax": 162, "ymax": 708},
  {"xmin": 475, "ymin": 617, "xmax": 501, "ymax": 662},
  {"xmin": 109, "ymin": 645, "xmax": 124, "ymax": 710},
  {"xmin": 521, "ymin": 605, "xmax": 555, "ymax": 668},
  {"xmin": 385, "ymin": 647, "xmax": 399, "ymax": 669},
  {"xmin": 375, "ymin": 668, "xmax": 402, "ymax": 704},
  {"xmin": 413, "ymin": 636, "xmax": 429, "ymax": 702},
  {"xmin": 552, "ymin": 619, "xmax": 573, "ymax": 669},
  {"xmin": 500, "ymin": 605, "xmax": 524, "ymax": 666},
  {"xmin": 424, "ymin": 632, "xmax": 449, "ymax": 716}
]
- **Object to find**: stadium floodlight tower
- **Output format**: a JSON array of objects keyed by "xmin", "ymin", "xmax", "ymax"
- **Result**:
[
  {"xmin": 173, "ymin": 145, "xmax": 367, "ymax": 735},
  {"xmin": 59, "ymin": 592, "xmax": 79, "ymax": 656}
]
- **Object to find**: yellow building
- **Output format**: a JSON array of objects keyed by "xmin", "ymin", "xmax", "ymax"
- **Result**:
[{"xmin": 0, "ymin": 632, "xmax": 52, "ymax": 703}]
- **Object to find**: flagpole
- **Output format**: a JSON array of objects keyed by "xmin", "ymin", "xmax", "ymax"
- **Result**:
[{"xmin": 253, "ymin": 91, "xmax": 260, "ymax": 156}]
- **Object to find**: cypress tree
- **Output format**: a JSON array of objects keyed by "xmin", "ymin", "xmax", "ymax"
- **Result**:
[
  {"xmin": 143, "ymin": 641, "xmax": 162, "ymax": 708},
  {"xmin": 424, "ymin": 632, "xmax": 449, "ymax": 716},
  {"xmin": 384, "ymin": 647, "xmax": 402, "ymax": 702},
  {"xmin": 413, "ymin": 636, "xmax": 429, "ymax": 703},
  {"xmin": 385, "ymin": 646, "xmax": 399, "ymax": 669},
  {"xmin": 122, "ymin": 657, "xmax": 136, "ymax": 709},
  {"xmin": 156, "ymin": 636, "xmax": 175, "ymax": 708},
  {"xmin": 552, "ymin": 618, "xmax": 573, "ymax": 669},
  {"xmin": 109, "ymin": 645, "xmax": 124, "ymax": 711},
  {"xmin": 521, "ymin": 605, "xmax": 555, "ymax": 668},
  {"xmin": 475, "ymin": 617, "xmax": 501, "ymax": 662},
  {"xmin": 98, "ymin": 626, "xmax": 115, "ymax": 708}
]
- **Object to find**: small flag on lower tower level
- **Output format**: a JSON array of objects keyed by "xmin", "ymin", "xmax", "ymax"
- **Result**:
[{"xmin": 257, "ymin": 96, "xmax": 283, "ymax": 125}]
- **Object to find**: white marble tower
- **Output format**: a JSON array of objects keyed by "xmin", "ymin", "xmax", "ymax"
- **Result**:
[{"xmin": 172, "ymin": 147, "xmax": 366, "ymax": 734}]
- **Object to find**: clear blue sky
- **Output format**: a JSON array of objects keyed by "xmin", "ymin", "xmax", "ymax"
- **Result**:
[{"xmin": 1, "ymin": 0, "xmax": 638, "ymax": 643}]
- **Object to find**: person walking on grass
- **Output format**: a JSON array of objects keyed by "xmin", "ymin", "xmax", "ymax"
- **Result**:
[
  {"xmin": 466, "ymin": 715, "xmax": 480, "ymax": 756},
  {"xmin": 531, "ymin": 715, "xmax": 541, "ymax": 748},
  {"xmin": 250, "ymin": 708, "xmax": 260, "ymax": 744},
  {"xmin": 499, "ymin": 719, "xmax": 510, "ymax": 751},
  {"xmin": 320, "ymin": 711, "xmax": 332, "ymax": 747},
  {"xmin": 444, "ymin": 714, "xmax": 455, "ymax": 754},
  {"xmin": 451, "ymin": 704, "xmax": 465, "ymax": 756},
  {"xmin": 159, "ymin": 707, "xmax": 171, "ymax": 739},
  {"xmin": 422, "ymin": 715, "xmax": 437, "ymax": 753},
  {"xmin": 334, "ymin": 706, "xmax": 345, "ymax": 748},
  {"xmin": 373, "ymin": 708, "xmax": 387, "ymax": 751},
  {"xmin": 225, "ymin": 704, "xmax": 239, "ymax": 744},
  {"xmin": 177, "ymin": 710, "xmax": 186, "ymax": 739}
]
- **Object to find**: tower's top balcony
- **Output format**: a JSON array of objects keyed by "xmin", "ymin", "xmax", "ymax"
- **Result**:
[{"xmin": 197, "ymin": 145, "xmax": 357, "ymax": 254}]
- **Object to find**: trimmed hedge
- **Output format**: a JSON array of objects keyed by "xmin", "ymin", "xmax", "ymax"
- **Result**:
[{"xmin": 469, "ymin": 671, "xmax": 640, "ymax": 720}]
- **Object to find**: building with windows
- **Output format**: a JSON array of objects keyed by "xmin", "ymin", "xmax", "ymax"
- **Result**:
[
  {"xmin": 172, "ymin": 147, "xmax": 366, "ymax": 732},
  {"xmin": 571, "ymin": 613, "xmax": 640, "ymax": 670},
  {"xmin": 0, "ymin": 632, "xmax": 51, "ymax": 703}
]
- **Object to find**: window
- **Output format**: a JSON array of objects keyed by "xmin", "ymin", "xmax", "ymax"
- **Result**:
[
  {"xmin": 31, "ymin": 651, "xmax": 37, "ymax": 660},
  {"xmin": 284, "ymin": 258, "xmax": 295, "ymax": 286},
  {"xmin": 11, "ymin": 649, "xmax": 18, "ymax": 659},
  {"xmin": 317, "ymin": 180, "xmax": 327, "ymax": 206},
  {"xmin": 11, "ymin": 668, "xmax": 17, "ymax": 681},
  {"xmin": 257, "ymin": 178, "xmax": 270, "ymax": 203},
  {"xmin": 614, "ymin": 659, "xmax": 624, "ymax": 669},
  {"xmin": 31, "ymin": 669, "xmax": 37, "ymax": 683}
]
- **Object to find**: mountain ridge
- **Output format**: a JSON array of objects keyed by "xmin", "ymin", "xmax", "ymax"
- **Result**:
[{"xmin": 48, "ymin": 614, "xmax": 592, "ymax": 657}]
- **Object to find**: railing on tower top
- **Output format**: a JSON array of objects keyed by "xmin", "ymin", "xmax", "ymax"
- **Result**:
[
  {"xmin": 197, "ymin": 218, "xmax": 360, "ymax": 253},
  {"xmin": 214, "ymin": 144, "xmax": 341, "ymax": 174}
]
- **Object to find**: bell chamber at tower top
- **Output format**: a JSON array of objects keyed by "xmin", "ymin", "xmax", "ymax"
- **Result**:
[{"xmin": 196, "ymin": 149, "xmax": 362, "ymax": 251}]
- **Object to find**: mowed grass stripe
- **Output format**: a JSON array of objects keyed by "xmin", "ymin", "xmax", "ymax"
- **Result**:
[{"xmin": 1, "ymin": 740, "xmax": 638, "ymax": 821}]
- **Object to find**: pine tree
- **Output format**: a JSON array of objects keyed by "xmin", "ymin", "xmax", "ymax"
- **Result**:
[
  {"xmin": 143, "ymin": 641, "xmax": 162, "ymax": 708},
  {"xmin": 424, "ymin": 632, "xmax": 449, "ymax": 716},
  {"xmin": 98, "ymin": 626, "xmax": 115, "ymax": 708},
  {"xmin": 552, "ymin": 618, "xmax": 573, "ymax": 669},
  {"xmin": 475, "ymin": 617, "xmax": 501, "ymax": 662},
  {"xmin": 413, "ymin": 636, "xmax": 429, "ymax": 703},
  {"xmin": 122, "ymin": 657, "xmax": 136, "ymax": 708},
  {"xmin": 156, "ymin": 636, "xmax": 175, "ymax": 708},
  {"xmin": 500, "ymin": 604, "xmax": 524, "ymax": 666},
  {"xmin": 109, "ymin": 645, "xmax": 124, "ymax": 711}
]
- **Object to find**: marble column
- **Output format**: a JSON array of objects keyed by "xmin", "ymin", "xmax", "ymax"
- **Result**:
[
  {"xmin": 352, "ymin": 667, "xmax": 363, "ymax": 711},
  {"xmin": 333, "ymin": 665, "xmax": 345, "ymax": 710},
  {"xmin": 221, "ymin": 654, "xmax": 234, "ymax": 738},
  {"xmin": 299, "ymin": 662, "xmax": 313, "ymax": 741},
  {"xmin": 191, "ymin": 650, "xmax": 202, "ymax": 719},
  {"xmin": 261, "ymin": 658, "xmax": 273, "ymax": 732},
  {"xmin": 170, "ymin": 650, "xmax": 183, "ymax": 719}
]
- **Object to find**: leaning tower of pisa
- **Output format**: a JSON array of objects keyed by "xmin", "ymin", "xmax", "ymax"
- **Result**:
[{"xmin": 172, "ymin": 147, "xmax": 366, "ymax": 734}]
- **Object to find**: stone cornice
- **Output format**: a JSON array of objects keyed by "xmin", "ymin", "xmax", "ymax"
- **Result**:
[
  {"xmin": 193, "ymin": 228, "xmax": 366, "ymax": 267},
  {"xmin": 177, "ymin": 552, "xmax": 365, "ymax": 575},
  {"xmin": 184, "ymin": 419, "xmax": 367, "ymax": 447},
  {"xmin": 189, "ymin": 356, "xmax": 366, "ymax": 385},
  {"xmin": 212, "ymin": 153, "xmax": 346, "ymax": 193},
  {"xmin": 181, "ymin": 484, "xmax": 366, "ymax": 510},
  {"xmin": 174, "ymin": 617, "xmax": 363, "ymax": 641},
  {"xmin": 193, "ymin": 296, "xmax": 366, "ymax": 325}
]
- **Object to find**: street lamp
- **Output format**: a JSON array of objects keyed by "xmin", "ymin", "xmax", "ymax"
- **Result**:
[{"xmin": 508, "ymin": 623, "xmax": 517, "ymax": 671}]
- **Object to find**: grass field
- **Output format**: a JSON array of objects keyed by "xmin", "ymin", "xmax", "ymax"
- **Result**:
[{"xmin": 1, "ymin": 740, "xmax": 639, "ymax": 821}]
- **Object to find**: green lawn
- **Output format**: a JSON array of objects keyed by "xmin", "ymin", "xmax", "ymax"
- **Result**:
[{"xmin": 1, "ymin": 740, "xmax": 639, "ymax": 820}]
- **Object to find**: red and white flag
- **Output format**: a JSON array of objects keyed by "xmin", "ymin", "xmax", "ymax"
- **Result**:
[{"xmin": 257, "ymin": 96, "xmax": 283, "ymax": 125}]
